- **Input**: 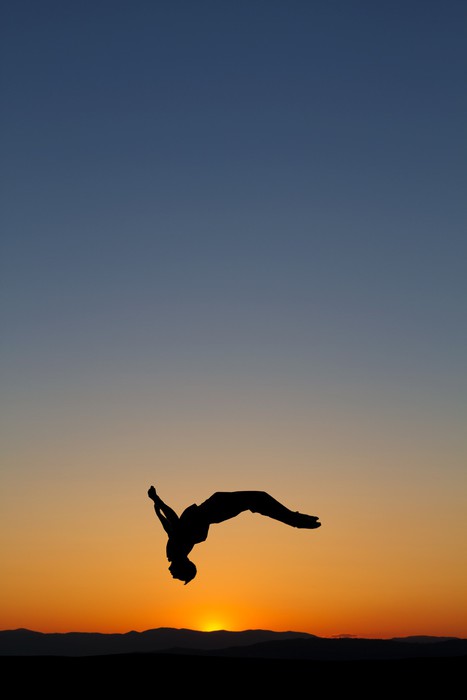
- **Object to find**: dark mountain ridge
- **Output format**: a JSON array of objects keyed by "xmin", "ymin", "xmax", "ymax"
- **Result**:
[
  {"xmin": 0, "ymin": 628, "xmax": 312, "ymax": 656},
  {"xmin": 1, "ymin": 627, "xmax": 466, "ymax": 660}
]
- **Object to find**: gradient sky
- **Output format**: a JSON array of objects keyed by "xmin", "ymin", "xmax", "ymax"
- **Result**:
[{"xmin": 1, "ymin": 1, "xmax": 466, "ymax": 638}]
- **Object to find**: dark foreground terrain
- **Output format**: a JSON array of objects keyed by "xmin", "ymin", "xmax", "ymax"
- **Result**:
[
  {"xmin": 1, "ymin": 652, "xmax": 464, "ymax": 694},
  {"xmin": 2, "ymin": 629, "xmax": 465, "ymax": 693}
]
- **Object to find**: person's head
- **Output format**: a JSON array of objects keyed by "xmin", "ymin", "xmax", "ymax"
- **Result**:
[{"xmin": 169, "ymin": 557, "xmax": 197, "ymax": 585}]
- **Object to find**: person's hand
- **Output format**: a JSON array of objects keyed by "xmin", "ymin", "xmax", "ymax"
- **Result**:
[{"xmin": 148, "ymin": 486, "xmax": 157, "ymax": 502}]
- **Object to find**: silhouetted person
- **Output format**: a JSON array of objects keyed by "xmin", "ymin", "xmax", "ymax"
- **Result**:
[{"xmin": 148, "ymin": 486, "xmax": 321, "ymax": 584}]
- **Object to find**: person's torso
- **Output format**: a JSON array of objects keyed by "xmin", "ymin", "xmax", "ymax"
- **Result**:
[
  {"xmin": 166, "ymin": 504, "xmax": 209, "ymax": 561},
  {"xmin": 179, "ymin": 504, "xmax": 209, "ymax": 543}
]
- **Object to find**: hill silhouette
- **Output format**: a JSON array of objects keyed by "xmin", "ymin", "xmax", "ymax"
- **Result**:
[
  {"xmin": 1, "ymin": 628, "xmax": 465, "ymax": 693},
  {"xmin": 1, "ymin": 627, "xmax": 465, "ymax": 659}
]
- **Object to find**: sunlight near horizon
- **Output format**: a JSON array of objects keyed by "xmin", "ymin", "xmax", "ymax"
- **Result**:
[{"xmin": 197, "ymin": 617, "xmax": 230, "ymax": 632}]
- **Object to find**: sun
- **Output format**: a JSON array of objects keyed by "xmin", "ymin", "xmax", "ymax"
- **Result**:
[
  {"xmin": 196, "ymin": 613, "xmax": 229, "ymax": 632},
  {"xmin": 199, "ymin": 617, "xmax": 226, "ymax": 632}
]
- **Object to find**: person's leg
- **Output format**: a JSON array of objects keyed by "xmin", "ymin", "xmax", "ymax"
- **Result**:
[
  {"xmin": 195, "ymin": 492, "xmax": 254, "ymax": 523},
  {"xmin": 246, "ymin": 491, "xmax": 321, "ymax": 528},
  {"xmin": 197, "ymin": 491, "xmax": 320, "ymax": 528}
]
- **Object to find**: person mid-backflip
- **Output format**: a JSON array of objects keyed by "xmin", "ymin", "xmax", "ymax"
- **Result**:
[{"xmin": 148, "ymin": 486, "xmax": 321, "ymax": 585}]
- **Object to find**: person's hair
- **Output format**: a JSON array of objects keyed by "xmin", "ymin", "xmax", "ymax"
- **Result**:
[
  {"xmin": 170, "ymin": 558, "xmax": 197, "ymax": 585},
  {"xmin": 182, "ymin": 560, "xmax": 197, "ymax": 585}
]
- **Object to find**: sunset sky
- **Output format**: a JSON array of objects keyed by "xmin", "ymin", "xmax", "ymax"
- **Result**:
[{"xmin": 1, "ymin": 1, "xmax": 466, "ymax": 639}]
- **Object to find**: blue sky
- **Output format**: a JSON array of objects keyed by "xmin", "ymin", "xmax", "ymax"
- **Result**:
[{"xmin": 3, "ymin": 1, "xmax": 466, "ymax": 423}]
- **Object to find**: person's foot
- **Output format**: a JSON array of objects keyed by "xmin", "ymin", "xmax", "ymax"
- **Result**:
[
  {"xmin": 294, "ymin": 513, "xmax": 321, "ymax": 529},
  {"xmin": 148, "ymin": 485, "xmax": 157, "ymax": 501}
]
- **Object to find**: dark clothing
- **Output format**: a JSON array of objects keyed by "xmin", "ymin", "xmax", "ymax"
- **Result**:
[
  {"xmin": 166, "ymin": 504, "xmax": 210, "ymax": 561},
  {"xmin": 163, "ymin": 491, "xmax": 320, "ymax": 563}
]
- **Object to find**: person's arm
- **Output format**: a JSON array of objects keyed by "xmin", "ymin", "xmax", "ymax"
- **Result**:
[{"xmin": 148, "ymin": 486, "xmax": 179, "ymax": 537}]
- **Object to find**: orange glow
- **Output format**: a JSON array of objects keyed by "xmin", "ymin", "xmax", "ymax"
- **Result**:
[
  {"xmin": 1, "ymin": 426, "xmax": 466, "ymax": 638},
  {"xmin": 196, "ymin": 615, "xmax": 230, "ymax": 632}
]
